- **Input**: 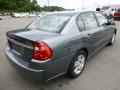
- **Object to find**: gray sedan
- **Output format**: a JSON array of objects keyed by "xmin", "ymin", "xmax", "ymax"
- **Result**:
[{"xmin": 5, "ymin": 11, "xmax": 117, "ymax": 82}]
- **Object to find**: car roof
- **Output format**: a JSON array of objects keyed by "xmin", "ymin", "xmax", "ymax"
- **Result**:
[
  {"xmin": 49, "ymin": 11, "xmax": 97, "ymax": 17},
  {"xmin": 49, "ymin": 11, "xmax": 81, "ymax": 16}
]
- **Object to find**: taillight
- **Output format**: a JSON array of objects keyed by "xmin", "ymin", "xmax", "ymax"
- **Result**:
[{"xmin": 33, "ymin": 41, "xmax": 53, "ymax": 61}]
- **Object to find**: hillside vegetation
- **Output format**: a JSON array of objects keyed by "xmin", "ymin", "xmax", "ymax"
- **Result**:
[{"xmin": 0, "ymin": 0, "xmax": 65, "ymax": 13}]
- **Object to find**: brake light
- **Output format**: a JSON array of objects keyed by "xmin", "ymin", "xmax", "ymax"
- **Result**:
[{"xmin": 33, "ymin": 41, "xmax": 53, "ymax": 61}]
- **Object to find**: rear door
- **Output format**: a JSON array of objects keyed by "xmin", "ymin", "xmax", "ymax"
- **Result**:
[{"xmin": 79, "ymin": 12, "xmax": 103, "ymax": 53}]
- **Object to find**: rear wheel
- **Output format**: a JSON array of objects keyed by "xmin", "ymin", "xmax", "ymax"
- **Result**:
[
  {"xmin": 68, "ymin": 50, "xmax": 87, "ymax": 78},
  {"xmin": 108, "ymin": 33, "xmax": 116, "ymax": 46}
]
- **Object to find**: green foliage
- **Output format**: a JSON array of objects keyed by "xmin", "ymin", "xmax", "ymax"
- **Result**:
[
  {"xmin": 42, "ymin": 6, "xmax": 65, "ymax": 12},
  {"xmin": 0, "ymin": 0, "xmax": 41, "ymax": 12},
  {"xmin": 0, "ymin": 0, "xmax": 65, "ymax": 13}
]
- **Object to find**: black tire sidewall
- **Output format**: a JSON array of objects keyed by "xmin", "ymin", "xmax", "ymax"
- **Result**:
[
  {"xmin": 108, "ymin": 33, "xmax": 116, "ymax": 46},
  {"xmin": 68, "ymin": 50, "xmax": 87, "ymax": 78}
]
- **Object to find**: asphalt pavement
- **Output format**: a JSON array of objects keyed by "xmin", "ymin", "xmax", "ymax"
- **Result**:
[{"xmin": 0, "ymin": 17, "xmax": 120, "ymax": 90}]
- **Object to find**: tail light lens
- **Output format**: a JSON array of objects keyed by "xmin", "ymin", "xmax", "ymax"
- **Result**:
[{"xmin": 33, "ymin": 41, "xmax": 53, "ymax": 61}]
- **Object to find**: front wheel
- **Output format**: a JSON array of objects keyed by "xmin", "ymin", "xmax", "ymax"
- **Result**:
[
  {"xmin": 68, "ymin": 50, "xmax": 87, "ymax": 78},
  {"xmin": 108, "ymin": 33, "xmax": 116, "ymax": 46}
]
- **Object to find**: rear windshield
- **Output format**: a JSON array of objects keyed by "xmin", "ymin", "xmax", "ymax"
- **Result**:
[{"xmin": 28, "ymin": 14, "xmax": 71, "ymax": 33}]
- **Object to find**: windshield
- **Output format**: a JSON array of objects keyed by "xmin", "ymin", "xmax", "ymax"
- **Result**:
[{"xmin": 28, "ymin": 14, "xmax": 71, "ymax": 33}]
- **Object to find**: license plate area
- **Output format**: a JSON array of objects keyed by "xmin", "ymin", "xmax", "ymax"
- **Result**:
[
  {"xmin": 7, "ymin": 36, "xmax": 33, "ymax": 61},
  {"xmin": 12, "ymin": 43, "xmax": 23, "ymax": 55}
]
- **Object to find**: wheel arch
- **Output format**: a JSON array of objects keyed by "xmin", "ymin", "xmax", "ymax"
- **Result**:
[
  {"xmin": 67, "ymin": 47, "xmax": 88, "ymax": 77},
  {"xmin": 76, "ymin": 47, "xmax": 88, "ymax": 59}
]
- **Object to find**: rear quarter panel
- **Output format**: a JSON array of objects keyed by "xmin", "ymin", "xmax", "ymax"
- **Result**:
[{"xmin": 42, "ymin": 36, "xmax": 74, "ymax": 79}]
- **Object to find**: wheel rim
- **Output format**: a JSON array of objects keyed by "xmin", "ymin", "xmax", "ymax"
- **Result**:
[
  {"xmin": 74, "ymin": 54, "xmax": 85, "ymax": 75},
  {"xmin": 111, "ymin": 34, "xmax": 115, "ymax": 44}
]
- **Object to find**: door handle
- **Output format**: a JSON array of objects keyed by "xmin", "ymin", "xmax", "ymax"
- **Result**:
[
  {"xmin": 85, "ymin": 33, "xmax": 91, "ymax": 38},
  {"xmin": 105, "ymin": 29, "xmax": 108, "ymax": 31},
  {"xmin": 103, "ymin": 29, "xmax": 108, "ymax": 32},
  {"xmin": 87, "ymin": 34, "xmax": 91, "ymax": 36}
]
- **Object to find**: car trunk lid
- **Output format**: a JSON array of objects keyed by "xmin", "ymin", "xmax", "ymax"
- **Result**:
[{"xmin": 6, "ymin": 28, "xmax": 60, "ymax": 62}]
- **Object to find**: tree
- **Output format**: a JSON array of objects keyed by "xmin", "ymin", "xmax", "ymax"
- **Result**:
[
  {"xmin": 0, "ymin": 0, "xmax": 41, "ymax": 12},
  {"xmin": 42, "ymin": 6, "xmax": 65, "ymax": 11},
  {"xmin": 0, "ymin": 0, "xmax": 65, "ymax": 13}
]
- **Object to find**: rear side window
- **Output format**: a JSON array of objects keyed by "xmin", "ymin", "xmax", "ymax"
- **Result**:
[
  {"xmin": 80, "ymin": 12, "xmax": 98, "ymax": 30},
  {"xmin": 77, "ymin": 16, "xmax": 85, "ymax": 31},
  {"xmin": 95, "ymin": 12, "xmax": 108, "ymax": 26}
]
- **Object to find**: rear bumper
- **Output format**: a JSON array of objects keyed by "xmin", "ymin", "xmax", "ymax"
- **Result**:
[{"xmin": 5, "ymin": 46, "xmax": 45, "ymax": 82}]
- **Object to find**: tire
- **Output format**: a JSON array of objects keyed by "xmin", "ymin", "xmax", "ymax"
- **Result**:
[
  {"xmin": 108, "ymin": 33, "xmax": 116, "ymax": 46},
  {"xmin": 68, "ymin": 50, "xmax": 87, "ymax": 78},
  {"xmin": 114, "ymin": 18, "xmax": 116, "ymax": 21}
]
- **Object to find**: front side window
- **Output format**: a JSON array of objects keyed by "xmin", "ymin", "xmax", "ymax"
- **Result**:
[
  {"xmin": 80, "ymin": 12, "xmax": 98, "ymax": 30},
  {"xmin": 28, "ymin": 14, "xmax": 71, "ymax": 33},
  {"xmin": 95, "ymin": 12, "xmax": 108, "ymax": 26}
]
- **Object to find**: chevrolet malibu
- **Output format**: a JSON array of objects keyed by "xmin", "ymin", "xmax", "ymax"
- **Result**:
[{"xmin": 5, "ymin": 11, "xmax": 117, "ymax": 81}]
